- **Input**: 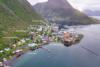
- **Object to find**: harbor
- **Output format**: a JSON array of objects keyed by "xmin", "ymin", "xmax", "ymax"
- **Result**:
[
  {"xmin": 0, "ymin": 23, "xmax": 83, "ymax": 67},
  {"xmin": 13, "ymin": 24, "xmax": 100, "ymax": 67}
]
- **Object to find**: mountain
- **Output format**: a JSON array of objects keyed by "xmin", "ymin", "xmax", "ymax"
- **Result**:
[
  {"xmin": 84, "ymin": 9, "xmax": 100, "ymax": 16},
  {"xmin": 0, "ymin": 0, "xmax": 44, "ymax": 48},
  {"xmin": 34, "ymin": 0, "xmax": 98, "ymax": 25}
]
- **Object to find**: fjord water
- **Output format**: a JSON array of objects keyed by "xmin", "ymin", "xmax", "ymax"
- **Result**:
[{"xmin": 13, "ymin": 24, "xmax": 100, "ymax": 67}]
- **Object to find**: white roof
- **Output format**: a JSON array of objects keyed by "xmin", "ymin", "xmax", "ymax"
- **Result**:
[
  {"xmin": 15, "ymin": 49, "xmax": 23, "ymax": 53},
  {"xmin": 4, "ymin": 48, "xmax": 10, "ymax": 51},
  {"xmin": 28, "ymin": 43, "xmax": 37, "ymax": 47},
  {"xmin": 20, "ymin": 39, "xmax": 26, "ymax": 43},
  {"xmin": 0, "ymin": 50, "xmax": 3, "ymax": 53}
]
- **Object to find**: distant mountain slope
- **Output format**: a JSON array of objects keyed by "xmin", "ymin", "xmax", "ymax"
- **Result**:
[
  {"xmin": 84, "ymin": 9, "xmax": 100, "ymax": 16},
  {"xmin": 0, "ymin": 0, "xmax": 44, "ymax": 48},
  {"xmin": 34, "ymin": 0, "xmax": 98, "ymax": 25}
]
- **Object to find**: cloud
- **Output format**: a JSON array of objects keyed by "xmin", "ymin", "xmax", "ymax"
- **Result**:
[
  {"xmin": 68, "ymin": 0, "xmax": 100, "ymax": 11},
  {"xmin": 27, "ymin": 0, "xmax": 47, "ymax": 5}
]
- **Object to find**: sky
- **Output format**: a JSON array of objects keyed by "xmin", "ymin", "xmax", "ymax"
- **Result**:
[{"xmin": 27, "ymin": 0, "xmax": 100, "ymax": 11}]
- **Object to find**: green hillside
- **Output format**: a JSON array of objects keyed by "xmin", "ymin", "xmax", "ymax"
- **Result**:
[{"xmin": 0, "ymin": 0, "xmax": 44, "ymax": 49}]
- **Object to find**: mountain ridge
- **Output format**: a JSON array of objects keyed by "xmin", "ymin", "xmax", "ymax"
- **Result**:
[{"xmin": 34, "ymin": 0, "xmax": 98, "ymax": 25}]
